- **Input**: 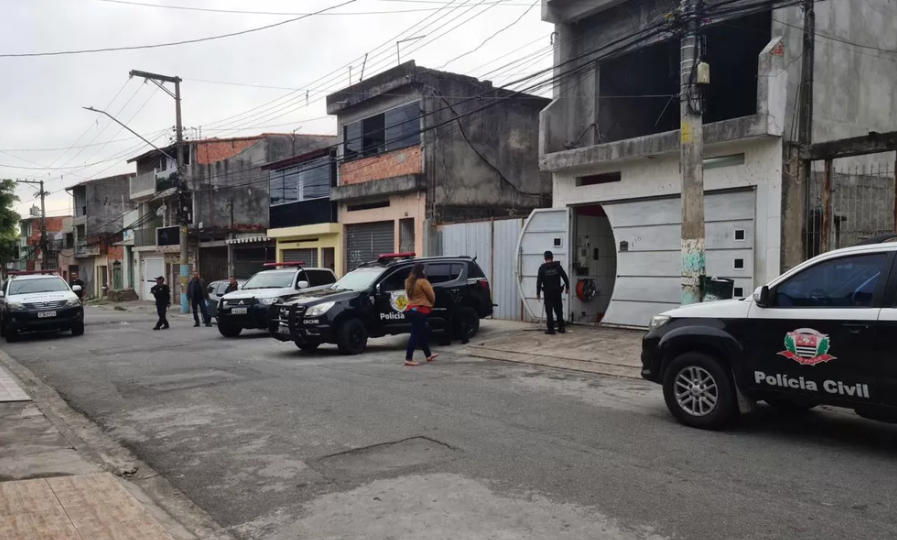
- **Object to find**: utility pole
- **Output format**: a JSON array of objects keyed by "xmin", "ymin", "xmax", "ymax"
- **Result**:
[
  {"xmin": 130, "ymin": 70, "xmax": 190, "ymax": 314},
  {"xmin": 227, "ymin": 197, "xmax": 235, "ymax": 279},
  {"xmin": 797, "ymin": 0, "xmax": 816, "ymax": 249},
  {"xmin": 679, "ymin": 0, "xmax": 706, "ymax": 304},
  {"xmin": 17, "ymin": 179, "xmax": 47, "ymax": 271}
]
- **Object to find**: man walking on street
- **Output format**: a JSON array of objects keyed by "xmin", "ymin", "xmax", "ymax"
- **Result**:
[
  {"xmin": 536, "ymin": 250, "xmax": 569, "ymax": 335},
  {"xmin": 187, "ymin": 271, "xmax": 212, "ymax": 327},
  {"xmin": 150, "ymin": 276, "xmax": 170, "ymax": 330},
  {"xmin": 70, "ymin": 272, "xmax": 85, "ymax": 299}
]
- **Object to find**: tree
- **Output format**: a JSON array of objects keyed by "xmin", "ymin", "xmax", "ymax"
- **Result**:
[{"xmin": 0, "ymin": 180, "xmax": 20, "ymax": 268}]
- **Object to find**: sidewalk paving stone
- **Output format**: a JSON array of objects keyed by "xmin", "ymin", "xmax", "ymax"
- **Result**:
[{"xmin": 0, "ymin": 367, "xmax": 29, "ymax": 402}]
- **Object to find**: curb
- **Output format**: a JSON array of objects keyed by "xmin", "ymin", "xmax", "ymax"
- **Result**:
[{"xmin": 0, "ymin": 347, "xmax": 235, "ymax": 540}]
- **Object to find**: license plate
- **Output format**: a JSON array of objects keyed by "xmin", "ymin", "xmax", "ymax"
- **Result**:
[
  {"xmin": 38, "ymin": 311, "xmax": 56, "ymax": 318},
  {"xmin": 231, "ymin": 307, "xmax": 248, "ymax": 315},
  {"xmin": 278, "ymin": 325, "xmax": 290, "ymax": 334}
]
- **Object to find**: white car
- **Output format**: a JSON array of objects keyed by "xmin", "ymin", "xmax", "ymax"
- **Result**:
[{"xmin": 0, "ymin": 272, "xmax": 84, "ymax": 341}]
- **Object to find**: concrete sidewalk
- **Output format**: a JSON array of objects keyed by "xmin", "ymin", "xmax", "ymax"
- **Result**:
[
  {"xmin": 465, "ymin": 323, "xmax": 644, "ymax": 379},
  {"xmin": 0, "ymin": 360, "xmax": 229, "ymax": 540}
]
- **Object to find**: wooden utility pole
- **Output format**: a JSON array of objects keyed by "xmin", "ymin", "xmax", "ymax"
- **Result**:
[
  {"xmin": 17, "ymin": 179, "xmax": 47, "ymax": 270},
  {"xmin": 129, "ymin": 70, "xmax": 189, "ymax": 314},
  {"xmin": 679, "ymin": 0, "xmax": 705, "ymax": 305}
]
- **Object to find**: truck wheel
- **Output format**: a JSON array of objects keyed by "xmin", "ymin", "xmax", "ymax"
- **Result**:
[
  {"xmin": 71, "ymin": 321, "xmax": 84, "ymax": 336},
  {"xmin": 765, "ymin": 397, "xmax": 817, "ymax": 413},
  {"xmin": 455, "ymin": 306, "xmax": 480, "ymax": 339},
  {"xmin": 662, "ymin": 352, "xmax": 737, "ymax": 430},
  {"xmin": 337, "ymin": 318, "xmax": 367, "ymax": 355},
  {"xmin": 218, "ymin": 323, "xmax": 243, "ymax": 338},
  {"xmin": 296, "ymin": 342, "xmax": 320, "ymax": 352}
]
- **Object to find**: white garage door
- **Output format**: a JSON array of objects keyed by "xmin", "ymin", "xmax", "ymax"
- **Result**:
[
  {"xmin": 515, "ymin": 208, "xmax": 571, "ymax": 322},
  {"xmin": 142, "ymin": 257, "xmax": 164, "ymax": 301},
  {"xmin": 602, "ymin": 189, "xmax": 755, "ymax": 327}
]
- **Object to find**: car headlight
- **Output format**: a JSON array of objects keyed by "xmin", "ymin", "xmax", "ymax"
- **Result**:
[
  {"xmin": 306, "ymin": 302, "xmax": 335, "ymax": 317},
  {"xmin": 648, "ymin": 314, "xmax": 671, "ymax": 331},
  {"xmin": 65, "ymin": 298, "xmax": 81, "ymax": 307},
  {"xmin": 260, "ymin": 297, "xmax": 282, "ymax": 305}
]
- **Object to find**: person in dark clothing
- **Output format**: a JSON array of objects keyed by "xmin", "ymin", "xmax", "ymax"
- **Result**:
[
  {"xmin": 70, "ymin": 272, "xmax": 85, "ymax": 299},
  {"xmin": 150, "ymin": 276, "xmax": 171, "ymax": 330},
  {"xmin": 536, "ymin": 250, "xmax": 570, "ymax": 335},
  {"xmin": 187, "ymin": 271, "xmax": 212, "ymax": 327},
  {"xmin": 225, "ymin": 277, "xmax": 239, "ymax": 294}
]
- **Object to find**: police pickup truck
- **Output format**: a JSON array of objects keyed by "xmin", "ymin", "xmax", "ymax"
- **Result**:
[
  {"xmin": 0, "ymin": 272, "xmax": 84, "ymax": 341},
  {"xmin": 642, "ymin": 239, "xmax": 897, "ymax": 429},
  {"xmin": 215, "ymin": 262, "xmax": 336, "ymax": 337},
  {"xmin": 268, "ymin": 253, "xmax": 493, "ymax": 354}
]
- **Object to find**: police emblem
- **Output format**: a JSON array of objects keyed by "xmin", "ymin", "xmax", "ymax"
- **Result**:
[
  {"xmin": 779, "ymin": 328, "xmax": 836, "ymax": 366},
  {"xmin": 390, "ymin": 291, "xmax": 409, "ymax": 312}
]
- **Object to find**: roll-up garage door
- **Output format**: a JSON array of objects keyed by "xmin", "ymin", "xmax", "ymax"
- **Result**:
[
  {"xmin": 346, "ymin": 221, "xmax": 395, "ymax": 270},
  {"xmin": 283, "ymin": 248, "xmax": 318, "ymax": 267},
  {"xmin": 602, "ymin": 188, "xmax": 756, "ymax": 328}
]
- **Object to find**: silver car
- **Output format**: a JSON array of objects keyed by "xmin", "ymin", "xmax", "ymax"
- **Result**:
[{"xmin": 207, "ymin": 279, "xmax": 246, "ymax": 318}]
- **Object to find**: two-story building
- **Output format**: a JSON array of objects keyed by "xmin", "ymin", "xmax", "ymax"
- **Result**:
[
  {"xmin": 262, "ymin": 140, "xmax": 340, "ymax": 272},
  {"xmin": 326, "ymin": 62, "xmax": 551, "ymax": 271},
  {"xmin": 67, "ymin": 173, "xmax": 136, "ymax": 298},
  {"xmin": 16, "ymin": 214, "xmax": 70, "ymax": 274},
  {"xmin": 523, "ymin": 0, "xmax": 897, "ymax": 328}
]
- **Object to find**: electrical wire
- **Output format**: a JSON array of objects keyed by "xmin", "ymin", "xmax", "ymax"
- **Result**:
[
  {"xmin": 94, "ymin": 0, "xmax": 526, "ymax": 16},
  {"xmin": 437, "ymin": 0, "xmax": 539, "ymax": 69}
]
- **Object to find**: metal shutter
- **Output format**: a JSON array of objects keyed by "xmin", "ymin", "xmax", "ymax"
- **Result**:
[
  {"xmin": 346, "ymin": 222, "xmax": 395, "ymax": 270},
  {"xmin": 283, "ymin": 248, "xmax": 318, "ymax": 267}
]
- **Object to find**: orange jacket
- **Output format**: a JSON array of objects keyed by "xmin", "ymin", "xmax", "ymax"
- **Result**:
[{"xmin": 405, "ymin": 277, "xmax": 435, "ymax": 308}]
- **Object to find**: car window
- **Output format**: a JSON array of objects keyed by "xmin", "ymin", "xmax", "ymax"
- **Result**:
[
  {"xmin": 426, "ymin": 263, "xmax": 464, "ymax": 284},
  {"xmin": 243, "ymin": 271, "xmax": 294, "ymax": 290},
  {"xmin": 774, "ymin": 253, "xmax": 886, "ymax": 308},
  {"xmin": 468, "ymin": 262, "xmax": 486, "ymax": 279},
  {"xmin": 380, "ymin": 267, "xmax": 412, "ymax": 292},
  {"xmin": 305, "ymin": 269, "xmax": 336, "ymax": 287},
  {"xmin": 8, "ymin": 278, "xmax": 70, "ymax": 295}
]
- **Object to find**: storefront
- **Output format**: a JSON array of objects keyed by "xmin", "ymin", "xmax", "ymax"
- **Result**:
[
  {"xmin": 339, "ymin": 193, "xmax": 426, "ymax": 273},
  {"xmin": 269, "ymin": 223, "xmax": 341, "ymax": 276}
]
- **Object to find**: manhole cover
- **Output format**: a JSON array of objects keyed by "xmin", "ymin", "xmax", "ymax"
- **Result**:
[{"xmin": 316, "ymin": 437, "xmax": 456, "ymax": 478}]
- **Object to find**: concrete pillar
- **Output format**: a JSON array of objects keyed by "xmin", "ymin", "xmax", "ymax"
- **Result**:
[{"xmin": 780, "ymin": 143, "xmax": 806, "ymax": 272}]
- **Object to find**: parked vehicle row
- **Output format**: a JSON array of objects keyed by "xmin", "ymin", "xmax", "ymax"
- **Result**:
[{"xmin": 0, "ymin": 272, "xmax": 84, "ymax": 341}]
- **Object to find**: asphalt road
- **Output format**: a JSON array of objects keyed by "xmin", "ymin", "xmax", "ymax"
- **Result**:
[{"xmin": 5, "ymin": 306, "xmax": 897, "ymax": 540}]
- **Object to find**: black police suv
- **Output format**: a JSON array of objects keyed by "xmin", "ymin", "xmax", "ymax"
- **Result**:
[
  {"xmin": 642, "ymin": 241, "xmax": 897, "ymax": 430},
  {"xmin": 268, "ymin": 253, "xmax": 493, "ymax": 354},
  {"xmin": 0, "ymin": 272, "xmax": 85, "ymax": 341}
]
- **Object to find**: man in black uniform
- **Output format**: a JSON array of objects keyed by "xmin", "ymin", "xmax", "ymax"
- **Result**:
[
  {"xmin": 150, "ymin": 276, "xmax": 171, "ymax": 331},
  {"xmin": 70, "ymin": 272, "xmax": 85, "ymax": 300},
  {"xmin": 536, "ymin": 250, "xmax": 569, "ymax": 335}
]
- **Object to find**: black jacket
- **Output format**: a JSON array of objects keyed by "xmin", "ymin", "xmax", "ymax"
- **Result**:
[
  {"xmin": 225, "ymin": 282, "xmax": 239, "ymax": 294},
  {"xmin": 70, "ymin": 279, "xmax": 85, "ymax": 298},
  {"xmin": 150, "ymin": 284, "xmax": 171, "ymax": 305},
  {"xmin": 536, "ymin": 261, "xmax": 569, "ymax": 294},
  {"xmin": 187, "ymin": 278, "xmax": 208, "ymax": 301}
]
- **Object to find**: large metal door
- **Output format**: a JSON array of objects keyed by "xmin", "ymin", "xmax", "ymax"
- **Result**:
[
  {"xmin": 346, "ymin": 222, "xmax": 395, "ymax": 271},
  {"xmin": 142, "ymin": 257, "xmax": 164, "ymax": 300},
  {"xmin": 283, "ymin": 248, "xmax": 318, "ymax": 267},
  {"xmin": 515, "ymin": 208, "xmax": 571, "ymax": 322},
  {"xmin": 602, "ymin": 189, "xmax": 756, "ymax": 327}
]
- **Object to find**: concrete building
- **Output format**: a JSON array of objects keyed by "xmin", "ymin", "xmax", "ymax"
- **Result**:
[
  {"xmin": 262, "ymin": 142, "xmax": 340, "ymax": 274},
  {"xmin": 127, "ymin": 133, "xmax": 333, "ymax": 300},
  {"xmin": 523, "ymin": 0, "xmax": 897, "ymax": 328},
  {"xmin": 15, "ymin": 215, "xmax": 69, "ymax": 274},
  {"xmin": 67, "ymin": 174, "xmax": 136, "ymax": 298},
  {"xmin": 326, "ymin": 61, "xmax": 550, "ymax": 272}
]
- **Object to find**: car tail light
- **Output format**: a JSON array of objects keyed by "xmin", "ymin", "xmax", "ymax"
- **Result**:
[{"xmin": 478, "ymin": 279, "xmax": 489, "ymax": 289}]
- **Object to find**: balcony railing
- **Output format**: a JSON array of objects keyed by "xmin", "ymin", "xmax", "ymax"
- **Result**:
[
  {"xmin": 132, "ymin": 227, "xmax": 158, "ymax": 247},
  {"xmin": 130, "ymin": 171, "xmax": 156, "ymax": 199},
  {"xmin": 270, "ymin": 199, "xmax": 337, "ymax": 229}
]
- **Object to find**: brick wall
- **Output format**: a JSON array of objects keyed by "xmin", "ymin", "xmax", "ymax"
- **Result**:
[
  {"xmin": 339, "ymin": 146, "xmax": 421, "ymax": 185},
  {"xmin": 107, "ymin": 245, "xmax": 124, "ymax": 260},
  {"xmin": 195, "ymin": 138, "xmax": 262, "ymax": 165},
  {"xmin": 26, "ymin": 216, "xmax": 67, "ymax": 245}
]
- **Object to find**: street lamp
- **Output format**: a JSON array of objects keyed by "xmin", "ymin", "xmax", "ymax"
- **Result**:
[{"xmin": 396, "ymin": 35, "xmax": 427, "ymax": 66}]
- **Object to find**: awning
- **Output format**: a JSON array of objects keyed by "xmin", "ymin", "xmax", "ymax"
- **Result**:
[{"xmin": 226, "ymin": 235, "xmax": 272, "ymax": 245}]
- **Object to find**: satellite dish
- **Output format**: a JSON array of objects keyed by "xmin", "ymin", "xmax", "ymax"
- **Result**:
[{"xmin": 156, "ymin": 205, "xmax": 166, "ymax": 217}]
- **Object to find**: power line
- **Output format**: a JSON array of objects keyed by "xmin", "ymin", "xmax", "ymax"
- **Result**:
[
  {"xmin": 0, "ymin": 0, "xmax": 358, "ymax": 58},
  {"xmin": 438, "ymin": 0, "xmax": 539, "ymax": 69},
  {"xmin": 94, "ymin": 0, "xmax": 526, "ymax": 16}
]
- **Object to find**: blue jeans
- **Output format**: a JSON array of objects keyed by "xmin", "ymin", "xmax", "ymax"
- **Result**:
[
  {"xmin": 405, "ymin": 309, "xmax": 432, "ymax": 361},
  {"xmin": 192, "ymin": 299, "xmax": 211, "ymax": 325}
]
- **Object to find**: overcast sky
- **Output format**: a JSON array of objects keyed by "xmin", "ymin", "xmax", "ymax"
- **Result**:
[{"xmin": 0, "ymin": 0, "xmax": 551, "ymax": 219}]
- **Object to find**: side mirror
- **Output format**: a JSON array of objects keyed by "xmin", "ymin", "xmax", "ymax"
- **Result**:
[
  {"xmin": 297, "ymin": 280, "xmax": 309, "ymax": 289},
  {"xmin": 72, "ymin": 285, "xmax": 82, "ymax": 293},
  {"xmin": 375, "ymin": 283, "xmax": 382, "ymax": 294},
  {"xmin": 753, "ymin": 285, "xmax": 770, "ymax": 307}
]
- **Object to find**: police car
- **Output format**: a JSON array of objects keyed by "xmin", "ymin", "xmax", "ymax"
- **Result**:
[
  {"xmin": 215, "ymin": 262, "xmax": 336, "ymax": 337},
  {"xmin": 0, "ymin": 272, "xmax": 84, "ymax": 341},
  {"xmin": 268, "ymin": 253, "xmax": 493, "ymax": 354},
  {"xmin": 642, "ymin": 239, "xmax": 897, "ymax": 429}
]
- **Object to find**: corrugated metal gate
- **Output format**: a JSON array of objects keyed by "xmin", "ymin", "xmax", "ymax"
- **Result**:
[
  {"xmin": 437, "ymin": 218, "xmax": 524, "ymax": 321},
  {"xmin": 346, "ymin": 222, "xmax": 394, "ymax": 271},
  {"xmin": 283, "ymin": 248, "xmax": 318, "ymax": 267}
]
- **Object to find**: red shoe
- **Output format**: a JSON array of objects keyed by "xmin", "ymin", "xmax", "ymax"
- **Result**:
[
  {"xmin": 426, "ymin": 354, "xmax": 438, "ymax": 362},
  {"xmin": 405, "ymin": 360, "xmax": 420, "ymax": 367}
]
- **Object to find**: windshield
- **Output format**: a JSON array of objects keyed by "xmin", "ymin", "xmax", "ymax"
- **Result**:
[
  {"xmin": 331, "ymin": 267, "xmax": 384, "ymax": 291},
  {"xmin": 9, "ymin": 278, "xmax": 70, "ymax": 295},
  {"xmin": 242, "ymin": 271, "xmax": 294, "ymax": 290}
]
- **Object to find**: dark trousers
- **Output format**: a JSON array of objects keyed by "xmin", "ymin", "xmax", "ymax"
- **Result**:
[
  {"xmin": 405, "ymin": 309, "xmax": 432, "ymax": 360},
  {"xmin": 192, "ymin": 299, "xmax": 211, "ymax": 325},
  {"xmin": 544, "ymin": 289, "xmax": 565, "ymax": 331},
  {"xmin": 155, "ymin": 303, "xmax": 169, "ymax": 329}
]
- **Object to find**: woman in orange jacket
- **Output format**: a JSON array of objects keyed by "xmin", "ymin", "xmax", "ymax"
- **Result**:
[{"xmin": 404, "ymin": 263, "xmax": 438, "ymax": 366}]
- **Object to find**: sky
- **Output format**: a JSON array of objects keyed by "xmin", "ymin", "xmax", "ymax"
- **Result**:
[{"xmin": 0, "ymin": 0, "xmax": 553, "ymax": 220}]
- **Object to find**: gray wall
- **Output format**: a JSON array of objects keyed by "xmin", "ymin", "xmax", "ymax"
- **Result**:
[{"xmin": 81, "ymin": 174, "xmax": 135, "ymax": 235}]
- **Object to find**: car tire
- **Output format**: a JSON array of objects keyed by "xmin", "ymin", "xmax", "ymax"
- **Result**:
[
  {"xmin": 455, "ymin": 305, "xmax": 480, "ymax": 339},
  {"xmin": 71, "ymin": 321, "xmax": 84, "ymax": 336},
  {"xmin": 337, "ymin": 318, "xmax": 367, "ymax": 355},
  {"xmin": 296, "ymin": 341, "xmax": 320, "ymax": 352},
  {"xmin": 662, "ymin": 352, "xmax": 737, "ymax": 430},
  {"xmin": 765, "ymin": 397, "xmax": 817, "ymax": 413},
  {"xmin": 218, "ymin": 323, "xmax": 243, "ymax": 338}
]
